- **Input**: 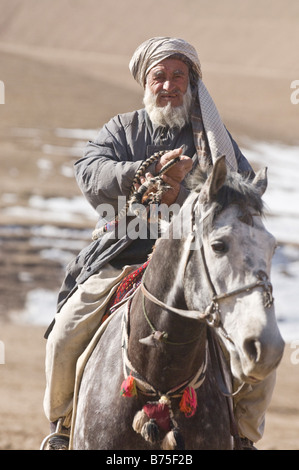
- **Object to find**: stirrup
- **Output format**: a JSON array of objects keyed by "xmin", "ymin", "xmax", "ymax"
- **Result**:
[
  {"xmin": 40, "ymin": 419, "xmax": 70, "ymax": 450},
  {"xmin": 238, "ymin": 437, "xmax": 257, "ymax": 450}
]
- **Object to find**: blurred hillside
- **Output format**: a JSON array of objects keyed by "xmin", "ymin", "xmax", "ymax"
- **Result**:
[{"xmin": 0, "ymin": 0, "xmax": 298, "ymax": 143}]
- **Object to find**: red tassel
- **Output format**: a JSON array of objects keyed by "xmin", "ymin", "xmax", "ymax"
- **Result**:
[
  {"xmin": 120, "ymin": 374, "xmax": 137, "ymax": 397},
  {"xmin": 143, "ymin": 399, "xmax": 171, "ymax": 432},
  {"xmin": 179, "ymin": 387, "xmax": 197, "ymax": 417}
]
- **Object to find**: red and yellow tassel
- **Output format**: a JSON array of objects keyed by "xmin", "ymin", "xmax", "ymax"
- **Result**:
[
  {"xmin": 120, "ymin": 374, "xmax": 137, "ymax": 397},
  {"xmin": 179, "ymin": 387, "xmax": 197, "ymax": 417}
]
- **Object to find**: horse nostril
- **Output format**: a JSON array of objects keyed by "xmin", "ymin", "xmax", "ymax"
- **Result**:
[{"xmin": 243, "ymin": 338, "xmax": 262, "ymax": 363}]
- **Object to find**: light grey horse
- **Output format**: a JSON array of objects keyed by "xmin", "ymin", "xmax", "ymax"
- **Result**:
[{"xmin": 71, "ymin": 156, "xmax": 284, "ymax": 450}]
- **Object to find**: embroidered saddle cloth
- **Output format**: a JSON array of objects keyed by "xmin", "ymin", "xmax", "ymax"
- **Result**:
[{"xmin": 102, "ymin": 260, "xmax": 150, "ymax": 323}]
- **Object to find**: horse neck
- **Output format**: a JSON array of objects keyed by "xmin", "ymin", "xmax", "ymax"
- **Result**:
[{"xmin": 127, "ymin": 236, "xmax": 207, "ymax": 393}]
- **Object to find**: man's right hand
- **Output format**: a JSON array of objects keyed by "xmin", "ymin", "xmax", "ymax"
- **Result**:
[
  {"xmin": 155, "ymin": 148, "xmax": 193, "ymax": 183},
  {"xmin": 154, "ymin": 148, "xmax": 193, "ymax": 205}
]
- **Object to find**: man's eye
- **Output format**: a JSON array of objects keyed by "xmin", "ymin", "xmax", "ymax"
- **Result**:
[{"xmin": 153, "ymin": 74, "xmax": 165, "ymax": 81}]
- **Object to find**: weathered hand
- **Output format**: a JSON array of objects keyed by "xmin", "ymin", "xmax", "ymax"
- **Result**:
[
  {"xmin": 133, "ymin": 147, "xmax": 193, "ymax": 207},
  {"xmin": 159, "ymin": 175, "xmax": 181, "ymax": 206},
  {"xmin": 135, "ymin": 172, "xmax": 181, "ymax": 207},
  {"xmin": 155, "ymin": 148, "xmax": 193, "ymax": 205},
  {"xmin": 155, "ymin": 148, "xmax": 193, "ymax": 183}
]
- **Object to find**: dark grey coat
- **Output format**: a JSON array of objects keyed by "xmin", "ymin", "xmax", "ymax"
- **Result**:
[{"xmin": 55, "ymin": 108, "xmax": 253, "ymax": 315}]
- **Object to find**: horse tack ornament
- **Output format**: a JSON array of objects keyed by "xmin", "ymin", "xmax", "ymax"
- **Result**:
[
  {"xmin": 256, "ymin": 270, "xmax": 274, "ymax": 308},
  {"xmin": 132, "ymin": 394, "xmax": 185, "ymax": 450},
  {"xmin": 120, "ymin": 303, "xmax": 208, "ymax": 450},
  {"xmin": 204, "ymin": 301, "xmax": 221, "ymax": 328},
  {"xmin": 120, "ymin": 376, "xmax": 198, "ymax": 450}
]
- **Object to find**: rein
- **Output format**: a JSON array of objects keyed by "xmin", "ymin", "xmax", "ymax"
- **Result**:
[{"xmin": 141, "ymin": 292, "xmax": 202, "ymax": 346}]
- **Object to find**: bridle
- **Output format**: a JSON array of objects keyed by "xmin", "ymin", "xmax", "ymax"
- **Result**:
[
  {"xmin": 129, "ymin": 195, "xmax": 274, "ymax": 449},
  {"xmin": 139, "ymin": 195, "xmax": 274, "ymax": 412},
  {"xmin": 140, "ymin": 195, "xmax": 274, "ymax": 343}
]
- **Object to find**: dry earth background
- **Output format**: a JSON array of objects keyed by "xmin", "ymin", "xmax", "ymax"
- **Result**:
[{"xmin": 0, "ymin": 0, "xmax": 298, "ymax": 451}]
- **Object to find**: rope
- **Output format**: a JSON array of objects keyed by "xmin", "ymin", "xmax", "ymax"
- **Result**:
[
  {"xmin": 92, "ymin": 150, "xmax": 178, "ymax": 240},
  {"xmin": 141, "ymin": 268, "xmax": 202, "ymax": 346}
]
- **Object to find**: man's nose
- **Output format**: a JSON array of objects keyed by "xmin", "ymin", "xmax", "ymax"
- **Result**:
[{"xmin": 163, "ymin": 80, "xmax": 175, "ymax": 91}]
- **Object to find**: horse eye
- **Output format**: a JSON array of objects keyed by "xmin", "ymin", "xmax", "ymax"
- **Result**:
[{"xmin": 211, "ymin": 240, "xmax": 227, "ymax": 254}]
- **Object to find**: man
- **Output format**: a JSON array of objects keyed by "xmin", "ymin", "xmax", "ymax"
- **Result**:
[{"xmin": 43, "ymin": 37, "xmax": 276, "ymax": 450}]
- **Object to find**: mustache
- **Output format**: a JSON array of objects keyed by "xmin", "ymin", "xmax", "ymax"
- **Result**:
[
  {"xmin": 157, "ymin": 89, "xmax": 183, "ymax": 97},
  {"xmin": 155, "ymin": 89, "xmax": 184, "ymax": 106}
]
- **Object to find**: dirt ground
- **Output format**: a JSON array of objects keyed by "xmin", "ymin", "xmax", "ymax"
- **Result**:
[{"xmin": 0, "ymin": 0, "xmax": 298, "ymax": 451}]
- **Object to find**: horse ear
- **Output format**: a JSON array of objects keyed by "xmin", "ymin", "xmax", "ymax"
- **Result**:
[
  {"xmin": 207, "ymin": 155, "xmax": 227, "ymax": 199},
  {"xmin": 252, "ymin": 167, "xmax": 268, "ymax": 196}
]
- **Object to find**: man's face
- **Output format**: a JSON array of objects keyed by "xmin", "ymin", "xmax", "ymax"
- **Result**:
[{"xmin": 146, "ymin": 58, "xmax": 190, "ymax": 108}]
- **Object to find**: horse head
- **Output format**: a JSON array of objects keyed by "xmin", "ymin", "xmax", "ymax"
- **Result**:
[{"xmin": 184, "ymin": 156, "xmax": 285, "ymax": 385}]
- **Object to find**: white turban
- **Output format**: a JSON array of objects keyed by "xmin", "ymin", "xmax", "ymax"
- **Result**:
[
  {"xmin": 129, "ymin": 37, "xmax": 238, "ymax": 171},
  {"xmin": 129, "ymin": 36, "xmax": 202, "ymax": 87}
]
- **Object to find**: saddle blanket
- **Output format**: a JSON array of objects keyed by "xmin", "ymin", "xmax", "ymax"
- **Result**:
[{"xmin": 102, "ymin": 260, "xmax": 150, "ymax": 323}]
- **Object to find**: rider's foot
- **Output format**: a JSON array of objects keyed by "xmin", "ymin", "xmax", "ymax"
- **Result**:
[
  {"xmin": 40, "ymin": 418, "xmax": 70, "ymax": 450},
  {"xmin": 240, "ymin": 437, "xmax": 257, "ymax": 450},
  {"xmin": 46, "ymin": 434, "xmax": 69, "ymax": 450}
]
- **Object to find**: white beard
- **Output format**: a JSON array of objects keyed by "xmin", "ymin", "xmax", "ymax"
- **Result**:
[{"xmin": 143, "ymin": 84, "xmax": 192, "ymax": 130}]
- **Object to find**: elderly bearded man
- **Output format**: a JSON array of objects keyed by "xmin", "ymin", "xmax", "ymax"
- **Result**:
[{"xmin": 42, "ymin": 37, "xmax": 276, "ymax": 450}]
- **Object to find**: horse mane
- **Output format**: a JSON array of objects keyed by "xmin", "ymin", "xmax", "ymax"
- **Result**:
[{"xmin": 187, "ymin": 164, "xmax": 264, "ymax": 223}]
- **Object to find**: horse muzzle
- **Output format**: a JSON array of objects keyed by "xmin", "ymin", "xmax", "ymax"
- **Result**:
[{"xmin": 233, "ymin": 329, "xmax": 285, "ymax": 383}]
